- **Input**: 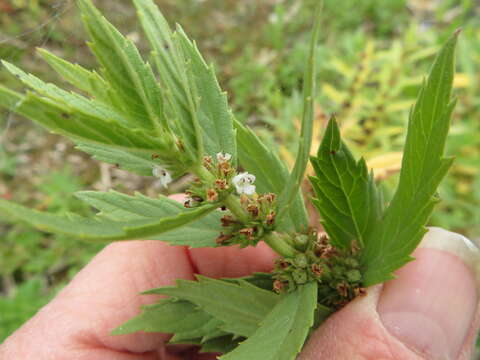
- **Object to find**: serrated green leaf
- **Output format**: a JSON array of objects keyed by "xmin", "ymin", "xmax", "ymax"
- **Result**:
[
  {"xmin": 0, "ymin": 85, "xmax": 183, "ymax": 174},
  {"xmin": 78, "ymin": 0, "xmax": 165, "ymax": 133},
  {"xmin": 112, "ymin": 299, "xmax": 212, "ymax": 335},
  {"xmin": 75, "ymin": 143, "xmax": 156, "ymax": 176},
  {"xmin": 113, "ymin": 297, "xmax": 233, "ymax": 348},
  {"xmin": 223, "ymin": 273, "xmax": 274, "ymax": 291},
  {"xmin": 75, "ymin": 190, "xmax": 222, "ymax": 247},
  {"xmin": 276, "ymin": 6, "xmax": 321, "ymax": 225},
  {"xmin": 309, "ymin": 117, "xmax": 382, "ymax": 249},
  {"xmin": 0, "ymin": 198, "xmax": 216, "ymax": 242},
  {"xmin": 200, "ymin": 335, "xmax": 241, "ymax": 354},
  {"xmin": 2, "ymin": 61, "xmax": 128, "ymax": 126},
  {"xmin": 176, "ymin": 26, "xmax": 237, "ymax": 162},
  {"xmin": 144, "ymin": 275, "xmax": 280, "ymax": 338},
  {"xmin": 37, "ymin": 48, "xmax": 110, "ymax": 103},
  {"xmin": 75, "ymin": 190, "xmax": 180, "ymax": 220},
  {"xmin": 234, "ymin": 119, "xmax": 308, "ymax": 232},
  {"xmin": 0, "ymin": 84, "xmax": 22, "ymax": 109},
  {"xmin": 113, "ymin": 298, "xmax": 229, "ymax": 345},
  {"xmin": 171, "ymin": 317, "xmax": 226, "ymax": 343},
  {"xmin": 361, "ymin": 32, "xmax": 458, "ymax": 286},
  {"xmin": 220, "ymin": 282, "xmax": 317, "ymax": 360},
  {"xmin": 131, "ymin": 0, "xmax": 203, "ymax": 162}
]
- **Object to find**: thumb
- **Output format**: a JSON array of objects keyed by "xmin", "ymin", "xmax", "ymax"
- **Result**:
[{"xmin": 299, "ymin": 227, "xmax": 480, "ymax": 360}]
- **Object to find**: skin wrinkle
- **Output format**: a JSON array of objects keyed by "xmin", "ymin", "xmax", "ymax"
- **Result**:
[
  {"xmin": 184, "ymin": 245, "xmax": 200, "ymax": 274},
  {"xmin": 457, "ymin": 302, "xmax": 480, "ymax": 360},
  {"xmin": 299, "ymin": 286, "xmax": 425, "ymax": 360}
]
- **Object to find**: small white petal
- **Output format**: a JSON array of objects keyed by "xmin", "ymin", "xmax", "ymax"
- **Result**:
[
  {"xmin": 152, "ymin": 166, "xmax": 172, "ymax": 188},
  {"xmin": 232, "ymin": 172, "xmax": 247, "ymax": 186},
  {"xmin": 244, "ymin": 174, "xmax": 255, "ymax": 183},
  {"xmin": 216, "ymin": 152, "xmax": 232, "ymax": 162},
  {"xmin": 232, "ymin": 172, "xmax": 256, "ymax": 195},
  {"xmin": 242, "ymin": 184, "xmax": 256, "ymax": 195}
]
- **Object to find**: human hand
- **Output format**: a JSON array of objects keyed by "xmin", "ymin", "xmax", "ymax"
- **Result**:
[{"xmin": 1, "ymin": 218, "xmax": 478, "ymax": 360}]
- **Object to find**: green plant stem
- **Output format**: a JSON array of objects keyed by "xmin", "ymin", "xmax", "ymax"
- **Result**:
[
  {"xmin": 223, "ymin": 194, "xmax": 249, "ymax": 223},
  {"xmin": 263, "ymin": 232, "xmax": 298, "ymax": 258},
  {"xmin": 194, "ymin": 164, "xmax": 216, "ymax": 183}
]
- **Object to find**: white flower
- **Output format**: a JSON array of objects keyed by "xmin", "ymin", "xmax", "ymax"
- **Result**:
[
  {"xmin": 216, "ymin": 152, "xmax": 232, "ymax": 163},
  {"xmin": 232, "ymin": 172, "xmax": 256, "ymax": 195},
  {"xmin": 152, "ymin": 166, "xmax": 172, "ymax": 188}
]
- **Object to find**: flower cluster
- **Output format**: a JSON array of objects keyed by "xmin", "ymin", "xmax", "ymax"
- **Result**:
[
  {"xmin": 183, "ymin": 152, "xmax": 257, "ymax": 208},
  {"xmin": 272, "ymin": 232, "xmax": 365, "ymax": 308},
  {"xmin": 183, "ymin": 153, "xmax": 232, "ymax": 206},
  {"xmin": 216, "ymin": 193, "xmax": 277, "ymax": 247}
]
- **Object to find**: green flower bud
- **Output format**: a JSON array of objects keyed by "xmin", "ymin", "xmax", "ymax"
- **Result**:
[
  {"xmin": 332, "ymin": 265, "xmax": 345, "ymax": 276},
  {"xmin": 294, "ymin": 234, "xmax": 309, "ymax": 247},
  {"xmin": 293, "ymin": 253, "xmax": 308, "ymax": 268},
  {"xmin": 344, "ymin": 258, "xmax": 359, "ymax": 268},
  {"xmin": 292, "ymin": 269, "xmax": 308, "ymax": 284},
  {"xmin": 346, "ymin": 269, "xmax": 362, "ymax": 282}
]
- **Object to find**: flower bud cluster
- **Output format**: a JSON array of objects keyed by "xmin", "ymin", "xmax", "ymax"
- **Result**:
[
  {"xmin": 216, "ymin": 193, "xmax": 277, "ymax": 247},
  {"xmin": 184, "ymin": 152, "xmax": 237, "ymax": 208},
  {"xmin": 272, "ymin": 232, "xmax": 365, "ymax": 309}
]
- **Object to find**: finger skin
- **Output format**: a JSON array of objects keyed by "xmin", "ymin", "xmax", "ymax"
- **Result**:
[
  {"xmin": 0, "ymin": 241, "xmax": 276, "ymax": 359},
  {"xmin": 299, "ymin": 247, "xmax": 480, "ymax": 360},
  {"xmin": 298, "ymin": 286, "xmax": 421, "ymax": 360},
  {"xmin": 0, "ymin": 241, "xmax": 195, "ymax": 359},
  {"xmin": 299, "ymin": 288, "xmax": 480, "ymax": 360},
  {"xmin": 189, "ymin": 242, "xmax": 277, "ymax": 278}
]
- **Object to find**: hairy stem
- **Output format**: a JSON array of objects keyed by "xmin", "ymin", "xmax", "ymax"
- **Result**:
[
  {"xmin": 263, "ymin": 232, "xmax": 298, "ymax": 258},
  {"xmin": 194, "ymin": 164, "xmax": 216, "ymax": 183},
  {"xmin": 223, "ymin": 194, "xmax": 249, "ymax": 223}
]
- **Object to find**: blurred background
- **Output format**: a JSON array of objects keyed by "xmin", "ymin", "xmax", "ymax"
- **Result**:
[{"xmin": 0, "ymin": 0, "xmax": 479, "ymax": 350}]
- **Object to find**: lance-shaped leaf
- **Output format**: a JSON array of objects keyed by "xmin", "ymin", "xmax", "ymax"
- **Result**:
[
  {"xmin": 112, "ymin": 299, "xmax": 226, "ymax": 340},
  {"xmin": 0, "ymin": 84, "xmax": 20, "ymax": 109},
  {"xmin": 176, "ymin": 26, "xmax": 237, "ymax": 161},
  {"xmin": 131, "ymin": 0, "xmax": 201, "ymax": 163},
  {"xmin": 234, "ymin": 119, "xmax": 308, "ymax": 232},
  {"xmin": 75, "ymin": 143, "xmax": 157, "ymax": 176},
  {"xmin": 276, "ymin": 6, "xmax": 321, "ymax": 225},
  {"xmin": 0, "ymin": 87, "xmax": 161, "ymax": 152},
  {"xmin": 309, "ymin": 117, "xmax": 382, "ymax": 249},
  {"xmin": 0, "ymin": 198, "xmax": 217, "ymax": 242},
  {"xmin": 37, "ymin": 48, "xmax": 110, "ymax": 103},
  {"xmin": 131, "ymin": 0, "xmax": 186, "ymax": 99},
  {"xmin": 132, "ymin": 0, "xmax": 236, "ymax": 161},
  {"xmin": 2, "ymin": 61, "xmax": 128, "ymax": 126},
  {"xmin": 144, "ymin": 275, "xmax": 280, "ymax": 338},
  {"xmin": 0, "ymin": 85, "xmax": 182, "ymax": 175},
  {"xmin": 361, "ymin": 32, "xmax": 458, "ymax": 286},
  {"xmin": 78, "ymin": 0, "xmax": 166, "ymax": 133},
  {"xmin": 113, "ymin": 297, "xmax": 235, "ymax": 353},
  {"xmin": 223, "ymin": 272, "xmax": 274, "ymax": 292},
  {"xmin": 200, "ymin": 336, "xmax": 241, "ymax": 354},
  {"xmin": 220, "ymin": 282, "xmax": 317, "ymax": 360},
  {"xmin": 75, "ymin": 190, "xmax": 223, "ymax": 247}
]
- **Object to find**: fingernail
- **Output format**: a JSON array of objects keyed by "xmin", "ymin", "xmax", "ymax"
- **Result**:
[{"xmin": 378, "ymin": 227, "xmax": 480, "ymax": 359}]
